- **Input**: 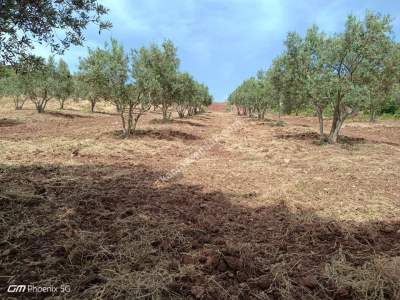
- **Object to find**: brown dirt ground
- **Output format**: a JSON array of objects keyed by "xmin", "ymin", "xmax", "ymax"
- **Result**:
[
  {"xmin": 1, "ymin": 99, "xmax": 400, "ymax": 299},
  {"xmin": 208, "ymin": 103, "xmax": 227, "ymax": 112}
]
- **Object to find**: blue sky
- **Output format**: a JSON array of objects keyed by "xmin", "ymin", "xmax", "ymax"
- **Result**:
[{"xmin": 34, "ymin": 0, "xmax": 400, "ymax": 101}]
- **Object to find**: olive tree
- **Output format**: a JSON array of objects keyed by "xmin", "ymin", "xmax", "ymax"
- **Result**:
[
  {"xmin": 294, "ymin": 26, "xmax": 334, "ymax": 142},
  {"xmin": 101, "ymin": 39, "xmax": 151, "ymax": 136},
  {"xmin": 143, "ymin": 40, "xmax": 180, "ymax": 121},
  {"xmin": 77, "ymin": 38, "xmax": 211, "ymax": 132},
  {"xmin": 174, "ymin": 74, "xmax": 213, "ymax": 118},
  {"xmin": 324, "ymin": 13, "xmax": 393, "ymax": 142},
  {"xmin": 0, "ymin": 67, "xmax": 27, "ymax": 110},
  {"xmin": 192, "ymin": 82, "xmax": 213, "ymax": 115},
  {"xmin": 228, "ymin": 82, "xmax": 248, "ymax": 116},
  {"xmin": 21, "ymin": 56, "xmax": 56, "ymax": 113},
  {"xmin": 71, "ymin": 74, "xmax": 86, "ymax": 102},
  {"xmin": 54, "ymin": 59, "xmax": 73, "ymax": 109},
  {"xmin": 271, "ymin": 12, "xmax": 395, "ymax": 143},
  {"xmin": 174, "ymin": 72, "xmax": 196, "ymax": 118},
  {"xmin": 280, "ymin": 32, "xmax": 308, "ymax": 115},
  {"xmin": 228, "ymin": 73, "xmax": 272, "ymax": 120},
  {"xmin": 252, "ymin": 71, "xmax": 272, "ymax": 120},
  {"xmin": 78, "ymin": 48, "xmax": 109, "ymax": 112},
  {"xmin": 361, "ymin": 40, "xmax": 400, "ymax": 122},
  {"xmin": 229, "ymin": 12, "xmax": 398, "ymax": 143},
  {"xmin": 228, "ymin": 89, "xmax": 244, "ymax": 115},
  {"xmin": 96, "ymin": 39, "xmax": 157, "ymax": 136}
]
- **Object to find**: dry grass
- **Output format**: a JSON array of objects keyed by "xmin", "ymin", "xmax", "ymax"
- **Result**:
[
  {"xmin": 1, "ymin": 98, "xmax": 400, "ymax": 299},
  {"xmin": 324, "ymin": 251, "xmax": 400, "ymax": 300}
]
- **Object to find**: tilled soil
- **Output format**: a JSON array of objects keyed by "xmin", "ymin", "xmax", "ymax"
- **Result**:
[{"xmin": 1, "ymin": 101, "xmax": 400, "ymax": 299}]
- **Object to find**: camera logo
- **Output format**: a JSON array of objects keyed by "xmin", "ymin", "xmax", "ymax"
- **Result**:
[
  {"xmin": 7, "ymin": 285, "xmax": 26, "ymax": 293},
  {"xmin": 7, "ymin": 284, "xmax": 70, "ymax": 294}
]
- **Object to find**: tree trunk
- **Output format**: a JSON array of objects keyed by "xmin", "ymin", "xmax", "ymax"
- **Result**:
[
  {"xmin": 328, "ymin": 117, "xmax": 344, "ymax": 144},
  {"xmin": 162, "ymin": 104, "xmax": 169, "ymax": 121},
  {"xmin": 126, "ymin": 115, "xmax": 132, "ymax": 136},
  {"xmin": 14, "ymin": 96, "xmax": 26, "ymax": 110},
  {"xmin": 315, "ymin": 105, "xmax": 325, "ymax": 143},
  {"xmin": 257, "ymin": 109, "xmax": 265, "ymax": 120},
  {"xmin": 120, "ymin": 109, "xmax": 127, "ymax": 136},
  {"xmin": 36, "ymin": 103, "xmax": 45, "ymax": 113},
  {"xmin": 115, "ymin": 102, "xmax": 123, "ymax": 113},
  {"xmin": 90, "ymin": 98, "xmax": 96, "ymax": 113},
  {"xmin": 177, "ymin": 107, "xmax": 185, "ymax": 118},
  {"xmin": 32, "ymin": 94, "xmax": 48, "ymax": 113},
  {"xmin": 59, "ymin": 99, "xmax": 65, "ymax": 110},
  {"xmin": 132, "ymin": 113, "xmax": 142, "ymax": 133},
  {"xmin": 328, "ymin": 101, "xmax": 348, "ymax": 144},
  {"xmin": 33, "ymin": 98, "xmax": 46, "ymax": 113},
  {"xmin": 235, "ymin": 105, "xmax": 241, "ymax": 115},
  {"xmin": 369, "ymin": 106, "xmax": 376, "ymax": 123},
  {"xmin": 126, "ymin": 104, "xmax": 134, "ymax": 137},
  {"xmin": 278, "ymin": 104, "xmax": 281, "ymax": 123},
  {"xmin": 260, "ymin": 109, "xmax": 266, "ymax": 120}
]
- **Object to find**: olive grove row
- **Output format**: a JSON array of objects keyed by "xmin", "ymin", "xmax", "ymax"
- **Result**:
[
  {"xmin": 0, "ymin": 39, "xmax": 213, "ymax": 136},
  {"xmin": 228, "ymin": 12, "xmax": 400, "ymax": 143}
]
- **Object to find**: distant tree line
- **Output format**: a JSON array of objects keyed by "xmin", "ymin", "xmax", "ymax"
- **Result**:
[
  {"xmin": 0, "ymin": 39, "xmax": 213, "ymax": 137},
  {"xmin": 0, "ymin": 56, "xmax": 73, "ymax": 113},
  {"xmin": 228, "ymin": 12, "xmax": 400, "ymax": 143}
]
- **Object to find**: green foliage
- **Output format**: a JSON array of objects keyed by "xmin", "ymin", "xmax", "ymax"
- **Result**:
[
  {"xmin": 382, "ymin": 86, "xmax": 400, "ymax": 116},
  {"xmin": 103, "ymin": 39, "xmax": 152, "ymax": 136},
  {"xmin": 78, "ymin": 47, "xmax": 109, "ymax": 112},
  {"xmin": 20, "ymin": 55, "xmax": 57, "ymax": 113},
  {"xmin": 0, "ymin": 0, "xmax": 111, "ymax": 64},
  {"xmin": 0, "ymin": 67, "xmax": 27, "ymax": 109},
  {"xmin": 174, "ymin": 72, "xmax": 197, "ymax": 118},
  {"xmin": 228, "ymin": 70, "xmax": 274, "ymax": 119},
  {"xmin": 1, "ymin": 34, "xmax": 212, "ymax": 125},
  {"xmin": 54, "ymin": 59, "xmax": 73, "ymax": 109},
  {"xmin": 77, "ymin": 38, "xmax": 212, "ymax": 136},
  {"xmin": 103, "ymin": 39, "xmax": 129, "ymax": 106},
  {"xmin": 229, "ymin": 11, "xmax": 400, "ymax": 143},
  {"xmin": 132, "ymin": 40, "xmax": 180, "ymax": 120},
  {"xmin": 71, "ymin": 75, "xmax": 86, "ymax": 102}
]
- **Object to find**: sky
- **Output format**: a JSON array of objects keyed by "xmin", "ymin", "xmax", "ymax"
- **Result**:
[{"xmin": 34, "ymin": 0, "xmax": 400, "ymax": 101}]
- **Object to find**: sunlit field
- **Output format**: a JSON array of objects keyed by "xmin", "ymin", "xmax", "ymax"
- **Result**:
[{"xmin": 1, "ymin": 98, "xmax": 399, "ymax": 299}]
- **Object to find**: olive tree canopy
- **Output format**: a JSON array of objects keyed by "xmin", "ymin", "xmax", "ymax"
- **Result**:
[{"xmin": 0, "ymin": 0, "xmax": 111, "ymax": 64}]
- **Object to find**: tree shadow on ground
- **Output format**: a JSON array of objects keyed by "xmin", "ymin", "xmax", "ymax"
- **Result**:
[
  {"xmin": 92, "ymin": 110, "xmax": 120, "ymax": 116},
  {"xmin": 149, "ymin": 118, "xmax": 174, "ymax": 125},
  {"xmin": 173, "ymin": 120, "xmax": 206, "ymax": 127},
  {"xmin": 46, "ymin": 111, "xmax": 93, "ymax": 119},
  {"xmin": 243, "ymin": 117, "xmax": 286, "ymax": 127},
  {"xmin": 254, "ymin": 120, "xmax": 275, "ymax": 126},
  {"xmin": 111, "ymin": 128, "xmax": 201, "ymax": 141},
  {"xmin": 291, "ymin": 123, "xmax": 312, "ymax": 128},
  {"xmin": 276, "ymin": 132, "xmax": 325, "ymax": 143},
  {"xmin": 0, "ymin": 164, "xmax": 399, "ymax": 299},
  {"xmin": 0, "ymin": 118, "xmax": 23, "ymax": 127},
  {"xmin": 62, "ymin": 108, "xmax": 115, "ymax": 116},
  {"xmin": 276, "ymin": 131, "xmax": 400, "ymax": 147},
  {"xmin": 194, "ymin": 115, "xmax": 213, "ymax": 121}
]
